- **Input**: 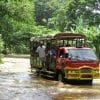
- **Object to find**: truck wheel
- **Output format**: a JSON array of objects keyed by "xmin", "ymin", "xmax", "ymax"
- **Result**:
[
  {"xmin": 86, "ymin": 80, "xmax": 93, "ymax": 85},
  {"xmin": 56, "ymin": 71, "xmax": 64, "ymax": 82}
]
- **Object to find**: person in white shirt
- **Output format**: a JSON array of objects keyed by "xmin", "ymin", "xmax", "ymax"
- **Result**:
[{"xmin": 36, "ymin": 43, "xmax": 46, "ymax": 69}]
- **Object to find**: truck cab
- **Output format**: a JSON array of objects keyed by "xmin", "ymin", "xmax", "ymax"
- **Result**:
[{"xmin": 55, "ymin": 47, "xmax": 99, "ymax": 82}]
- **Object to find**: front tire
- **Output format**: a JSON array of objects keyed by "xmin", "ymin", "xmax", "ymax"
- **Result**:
[
  {"xmin": 85, "ymin": 80, "xmax": 93, "ymax": 85},
  {"xmin": 56, "ymin": 70, "xmax": 64, "ymax": 82}
]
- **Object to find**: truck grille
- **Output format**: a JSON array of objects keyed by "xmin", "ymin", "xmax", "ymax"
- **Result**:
[{"xmin": 81, "ymin": 68, "xmax": 92, "ymax": 73}]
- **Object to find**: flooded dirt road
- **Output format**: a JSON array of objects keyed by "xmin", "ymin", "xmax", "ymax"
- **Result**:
[{"xmin": 0, "ymin": 57, "xmax": 100, "ymax": 100}]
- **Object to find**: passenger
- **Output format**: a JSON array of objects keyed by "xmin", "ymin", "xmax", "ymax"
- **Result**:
[
  {"xmin": 45, "ymin": 43, "xmax": 56, "ymax": 70},
  {"xmin": 50, "ymin": 46, "xmax": 56, "ymax": 69},
  {"xmin": 36, "ymin": 43, "xmax": 46, "ymax": 70},
  {"xmin": 45, "ymin": 43, "xmax": 51, "ymax": 70},
  {"xmin": 50, "ymin": 46, "xmax": 56, "ymax": 56}
]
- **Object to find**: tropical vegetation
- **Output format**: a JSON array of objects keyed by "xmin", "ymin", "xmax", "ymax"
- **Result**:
[{"xmin": 0, "ymin": 0, "xmax": 100, "ymax": 59}]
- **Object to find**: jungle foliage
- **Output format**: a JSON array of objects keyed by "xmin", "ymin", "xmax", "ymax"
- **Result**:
[{"xmin": 0, "ymin": 0, "xmax": 100, "ymax": 58}]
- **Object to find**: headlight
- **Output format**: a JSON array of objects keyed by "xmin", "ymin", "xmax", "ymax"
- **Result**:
[{"xmin": 94, "ymin": 70, "xmax": 99, "ymax": 73}]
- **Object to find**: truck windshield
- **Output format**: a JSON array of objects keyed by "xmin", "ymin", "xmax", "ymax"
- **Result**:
[{"xmin": 67, "ymin": 49, "xmax": 98, "ymax": 61}]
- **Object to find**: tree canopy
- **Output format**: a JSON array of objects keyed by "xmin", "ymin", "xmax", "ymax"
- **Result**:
[{"xmin": 0, "ymin": 0, "xmax": 100, "ymax": 58}]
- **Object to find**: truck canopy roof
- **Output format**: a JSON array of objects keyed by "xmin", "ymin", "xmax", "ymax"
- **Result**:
[
  {"xmin": 30, "ymin": 33, "xmax": 86, "ymax": 41},
  {"xmin": 54, "ymin": 33, "xmax": 86, "ymax": 39}
]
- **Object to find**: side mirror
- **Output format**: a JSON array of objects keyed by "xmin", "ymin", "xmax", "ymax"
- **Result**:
[{"xmin": 60, "ymin": 55, "xmax": 63, "ymax": 58}]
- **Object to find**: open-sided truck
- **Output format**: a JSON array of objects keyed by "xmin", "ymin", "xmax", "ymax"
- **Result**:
[{"xmin": 30, "ymin": 33, "xmax": 99, "ymax": 83}]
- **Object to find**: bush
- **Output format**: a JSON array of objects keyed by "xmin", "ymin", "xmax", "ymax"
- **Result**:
[{"xmin": 2, "ymin": 49, "xmax": 8, "ymax": 55}]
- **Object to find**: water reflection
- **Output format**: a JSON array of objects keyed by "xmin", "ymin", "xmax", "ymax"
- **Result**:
[
  {"xmin": 0, "ymin": 57, "xmax": 100, "ymax": 100},
  {"xmin": 0, "ymin": 72, "xmax": 100, "ymax": 100},
  {"xmin": 0, "ymin": 72, "xmax": 52, "ymax": 100}
]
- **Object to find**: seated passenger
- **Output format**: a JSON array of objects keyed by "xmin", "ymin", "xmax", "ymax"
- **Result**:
[{"xmin": 50, "ymin": 46, "xmax": 56, "ymax": 56}]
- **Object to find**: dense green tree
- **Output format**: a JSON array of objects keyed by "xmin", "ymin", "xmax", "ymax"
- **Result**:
[
  {"xmin": 34, "ymin": 0, "xmax": 56, "ymax": 26},
  {"xmin": 93, "ymin": 34, "xmax": 100, "ymax": 59},
  {"xmin": 45, "ymin": 0, "xmax": 100, "ymax": 31},
  {"xmin": 0, "ymin": 0, "xmax": 99, "ymax": 56},
  {"xmin": 0, "ymin": 0, "xmax": 35, "ymax": 53}
]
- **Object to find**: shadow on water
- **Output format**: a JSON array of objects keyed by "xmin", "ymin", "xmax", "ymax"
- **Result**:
[
  {"xmin": 63, "ymin": 79, "xmax": 93, "ymax": 86},
  {"xmin": 32, "ymin": 74, "xmax": 93, "ymax": 86}
]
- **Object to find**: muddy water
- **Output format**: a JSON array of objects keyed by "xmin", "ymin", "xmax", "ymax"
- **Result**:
[{"xmin": 0, "ymin": 57, "xmax": 100, "ymax": 100}]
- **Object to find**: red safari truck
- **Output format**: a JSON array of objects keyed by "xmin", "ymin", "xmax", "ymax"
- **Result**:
[{"xmin": 30, "ymin": 33, "xmax": 100, "ymax": 83}]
